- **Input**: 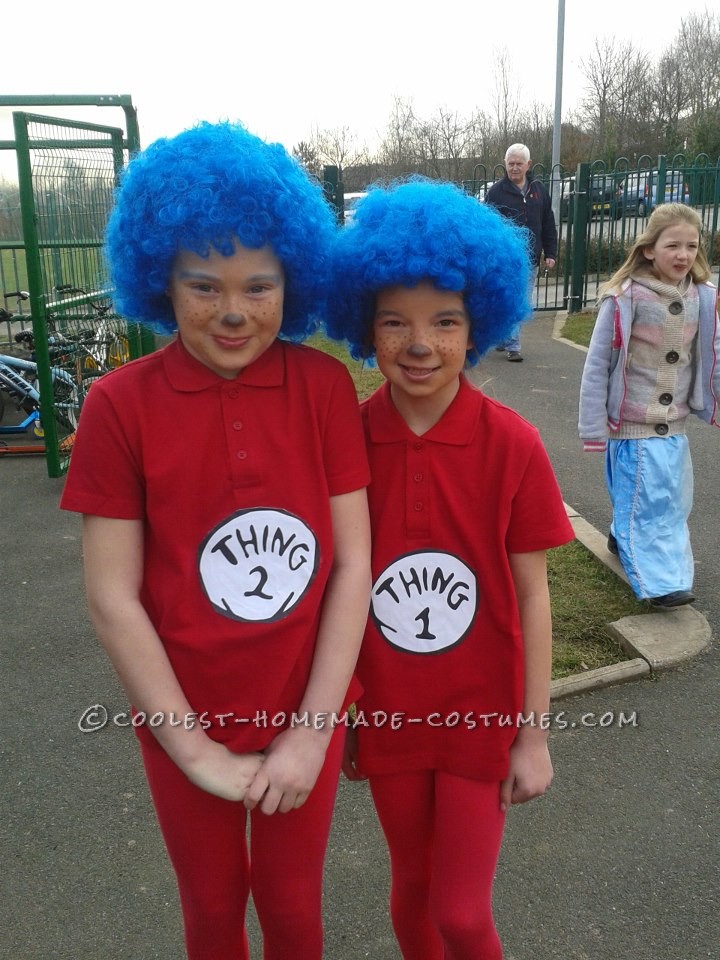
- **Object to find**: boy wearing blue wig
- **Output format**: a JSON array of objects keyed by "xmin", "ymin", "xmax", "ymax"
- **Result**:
[
  {"xmin": 60, "ymin": 122, "xmax": 371, "ymax": 960},
  {"xmin": 329, "ymin": 180, "xmax": 574, "ymax": 960}
]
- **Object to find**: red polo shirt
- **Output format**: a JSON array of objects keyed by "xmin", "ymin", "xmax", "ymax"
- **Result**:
[
  {"xmin": 61, "ymin": 338, "xmax": 369, "ymax": 751},
  {"xmin": 355, "ymin": 377, "xmax": 574, "ymax": 781}
]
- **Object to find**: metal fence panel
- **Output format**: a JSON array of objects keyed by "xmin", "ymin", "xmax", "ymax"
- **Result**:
[
  {"xmin": 12, "ymin": 112, "xmax": 134, "ymax": 476},
  {"xmin": 463, "ymin": 155, "xmax": 720, "ymax": 315}
]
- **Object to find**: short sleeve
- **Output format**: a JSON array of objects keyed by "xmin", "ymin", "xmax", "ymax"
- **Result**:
[
  {"xmin": 60, "ymin": 376, "xmax": 146, "ymax": 519},
  {"xmin": 505, "ymin": 433, "xmax": 574, "ymax": 554},
  {"xmin": 322, "ymin": 364, "xmax": 370, "ymax": 497}
]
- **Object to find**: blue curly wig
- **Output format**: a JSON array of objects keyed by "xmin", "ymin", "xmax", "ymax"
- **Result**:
[
  {"xmin": 326, "ymin": 178, "xmax": 532, "ymax": 363},
  {"xmin": 105, "ymin": 121, "xmax": 336, "ymax": 336}
]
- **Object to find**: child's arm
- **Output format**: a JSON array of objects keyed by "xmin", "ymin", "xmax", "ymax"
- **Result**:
[
  {"xmin": 82, "ymin": 515, "xmax": 263, "ymax": 801},
  {"xmin": 578, "ymin": 297, "xmax": 617, "ymax": 451},
  {"xmin": 500, "ymin": 550, "xmax": 554, "ymax": 812},
  {"xmin": 244, "ymin": 487, "xmax": 371, "ymax": 815}
]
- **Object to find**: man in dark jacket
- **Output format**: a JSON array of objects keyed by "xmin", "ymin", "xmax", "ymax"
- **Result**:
[{"xmin": 485, "ymin": 143, "xmax": 557, "ymax": 361}]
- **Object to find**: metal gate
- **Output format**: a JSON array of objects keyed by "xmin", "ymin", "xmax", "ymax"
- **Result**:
[
  {"xmin": 12, "ymin": 112, "xmax": 142, "ymax": 476},
  {"xmin": 463, "ymin": 155, "xmax": 720, "ymax": 315}
]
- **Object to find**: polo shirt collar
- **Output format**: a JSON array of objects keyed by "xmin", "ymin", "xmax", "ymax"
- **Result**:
[
  {"xmin": 367, "ymin": 376, "xmax": 480, "ymax": 446},
  {"xmin": 163, "ymin": 337, "xmax": 286, "ymax": 392}
]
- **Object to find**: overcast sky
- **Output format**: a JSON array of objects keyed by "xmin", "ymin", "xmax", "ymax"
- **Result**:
[{"xmin": 0, "ymin": 0, "xmax": 714, "ymax": 180}]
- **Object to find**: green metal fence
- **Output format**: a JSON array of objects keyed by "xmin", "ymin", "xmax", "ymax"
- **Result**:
[
  {"xmin": 12, "ymin": 113, "xmax": 133, "ymax": 475},
  {"xmin": 462, "ymin": 154, "xmax": 720, "ymax": 315},
  {"xmin": 0, "ymin": 96, "xmax": 153, "ymax": 477}
]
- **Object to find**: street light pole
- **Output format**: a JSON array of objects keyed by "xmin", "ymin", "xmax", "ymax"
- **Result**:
[{"xmin": 551, "ymin": 0, "xmax": 565, "ymax": 223}]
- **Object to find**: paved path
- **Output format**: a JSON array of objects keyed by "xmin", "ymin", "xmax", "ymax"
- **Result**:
[{"xmin": 1, "ymin": 314, "xmax": 718, "ymax": 959}]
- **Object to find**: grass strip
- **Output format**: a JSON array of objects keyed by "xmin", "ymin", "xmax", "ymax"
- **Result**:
[{"xmin": 560, "ymin": 310, "xmax": 595, "ymax": 348}]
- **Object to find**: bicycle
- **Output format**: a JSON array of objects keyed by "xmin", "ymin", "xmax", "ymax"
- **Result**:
[
  {"xmin": 0, "ymin": 348, "xmax": 101, "ymax": 433},
  {"xmin": 1, "ymin": 291, "xmax": 102, "ymax": 440},
  {"xmin": 8, "ymin": 286, "xmax": 130, "ymax": 375},
  {"xmin": 51, "ymin": 284, "xmax": 130, "ymax": 371}
]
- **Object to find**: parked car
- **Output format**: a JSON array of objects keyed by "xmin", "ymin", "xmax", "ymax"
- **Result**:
[
  {"xmin": 460, "ymin": 179, "xmax": 494, "ymax": 201},
  {"xmin": 591, "ymin": 174, "xmax": 618, "ymax": 217},
  {"xmin": 559, "ymin": 177, "xmax": 575, "ymax": 220},
  {"xmin": 343, "ymin": 192, "xmax": 368, "ymax": 222},
  {"xmin": 613, "ymin": 171, "xmax": 690, "ymax": 218},
  {"xmin": 560, "ymin": 174, "xmax": 616, "ymax": 220}
]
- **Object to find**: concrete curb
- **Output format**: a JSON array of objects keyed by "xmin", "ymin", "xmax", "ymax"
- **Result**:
[
  {"xmin": 551, "ymin": 503, "xmax": 712, "ymax": 703},
  {"xmin": 549, "ymin": 314, "xmax": 712, "ymax": 701}
]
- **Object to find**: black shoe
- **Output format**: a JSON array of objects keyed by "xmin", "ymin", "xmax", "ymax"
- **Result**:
[
  {"xmin": 648, "ymin": 591, "xmax": 695, "ymax": 609},
  {"xmin": 495, "ymin": 345, "xmax": 506, "ymax": 352},
  {"xmin": 506, "ymin": 351, "xmax": 523, "ymax": 362},
  {"xmin": 607, "ymin": 533, "xmax": 618, "ymax": 555}
]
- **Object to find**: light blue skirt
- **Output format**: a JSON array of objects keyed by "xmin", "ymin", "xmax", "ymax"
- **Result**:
[{"xmin": 605, "ymin": 436, "xmax": 694, "ymax": 599}]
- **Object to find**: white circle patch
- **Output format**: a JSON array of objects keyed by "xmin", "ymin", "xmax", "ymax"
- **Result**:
[
  {"xmin": 371, "ymin": 550, "xmax": 477, "ymax": 654},
  {"xmin": 198, "ymin": 508, "xmax": 318, "ymax": 623}
]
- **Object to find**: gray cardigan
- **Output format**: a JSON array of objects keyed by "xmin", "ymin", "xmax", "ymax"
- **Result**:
[{"xmin": 578, "ymin": 278, "xmax": 719, "ymax": 451}]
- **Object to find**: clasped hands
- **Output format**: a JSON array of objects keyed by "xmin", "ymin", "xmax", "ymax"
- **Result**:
[{"xmin": 184, "ymin": 725, "xmax": 329, "ymax": 815}]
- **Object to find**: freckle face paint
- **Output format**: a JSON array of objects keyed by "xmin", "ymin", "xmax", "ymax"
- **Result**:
[
  {"xmin": 167, "ymin": 245, "xmax": 285, "ymax": 378},
  {"xmin": 372, "ymin": 283, "xmax": 472, "ymax": 412}
]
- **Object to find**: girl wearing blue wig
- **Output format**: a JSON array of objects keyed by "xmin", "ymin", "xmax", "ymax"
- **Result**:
[
  {"xmin": 330, "ymin": 180, "xmax": 574, "ymax": 960},
  {"xmin": 61, "ymin": 122, "xmax": 371, "ymax": 960}
]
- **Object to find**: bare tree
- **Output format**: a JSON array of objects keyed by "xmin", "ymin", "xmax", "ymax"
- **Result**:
[
  {"xmin": 637, "ymin": 46, "xmax": 691, "ymax": 158},
  {"xmin": 580, "ymin": 37, "xmax": 650, "ymax": 162},
  {"xmin": 378, "ymin": 96, "xmax": 418, "ymax": 169},
  {"xmin": 676, "ymin": 10, "xmax": 720, "ymax": 117},
  {"xmin": 492, "ymin": 49, "xmax": 520, "ymax": 146},
  {"xmin": 295, "ymin": 11, "xmax": 719, "ymax": 190},
  {"xmin": 411, "ymin": 116, "xmax": 442, "ymax": 179},
  {"xmin": 309, "ymin": 126, "xmax": 368, "ymax": 173},
  {"xmin": 465, "ymin": 109, "xmax": 495, "ymax": 169},
  {"xmin": 673, "ymin": 10, "xmax": 720, "ymax": 156},
  {"xmin": 292, "ymin": 141, "xmax": 321, "ymax": 179},
  {"xmin": 433, "ymin": 107, "xmax": 478, "ymax": 182}
]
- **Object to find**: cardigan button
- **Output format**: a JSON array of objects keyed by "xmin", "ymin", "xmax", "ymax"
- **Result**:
[
  {"xmin": 668, "ymin": 301, "xmax": 683, "ymax": 315},
  {"xmin": 655, "ymin": 424, "xmax": 669, "ymax": 436},
  {"xmin": 659, "ymin": 393, "xmax": 673, "ymax": 405},
  {"xmin": 665, "ymin": 350, "xmax": 679, "ymax": 364}
]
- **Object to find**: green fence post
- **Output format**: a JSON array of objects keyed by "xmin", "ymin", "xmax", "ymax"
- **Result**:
[
  {"xmin": 121, "ymin": 100, "xmax": 141, "ymax": 155},
  {"xmin": 323, "ymin": 166, "xmax": 342, "ymax": 224},
  {"xmin": 13, "ymin": 112, "xmax": 63, "ymax": 476},
  {"xmin": 656, "ymin": 155, "xmax": 666, "ymax": 211},
  {"xmin": 710, "ymin": 161, "xmax": 720, "ymax": 265},
  {"xmin": 568, "ymin": 162, "xmax": 590, "ymax": 314}
]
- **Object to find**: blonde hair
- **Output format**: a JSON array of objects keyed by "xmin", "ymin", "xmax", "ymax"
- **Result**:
[{"xmin": 601, "ymin": 203, "xmax": 711, "ymax": 297}]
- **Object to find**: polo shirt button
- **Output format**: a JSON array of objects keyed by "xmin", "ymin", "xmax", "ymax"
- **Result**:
[
  {"xmin": 668, "ymin": 301, "xmax": 683, "ymax": 315},
  {"xmin": 659, "ymin": 393, "xmax": 673, "ymax": 405},
  {"xmin": 413, "ymin": 442, "xmax": 424, "ymax": 451},
  {"xmin": 414, "ymin": 502, "xmax": 424, "ymax": 512},
  {"xmin": 236, "ymin": 450, "xmax": 248, "ymax": 459},
  {"xmin": 414, "ymin": 472, "xmax": 423, "ymax": 482},
  {"xmin": 233, "ymin": 421, "xmax": 243, "ymax": 430},
  {"xmin": 655, "ymin": 424, "xmax": 669, "ymax": 436},
  {"xmin": 665, "ymin": 351, "xmax": 679, "ymax": 364},
  {"xmin": 228, "ymin": 388, "xmax": 240, "ymax": 399}
]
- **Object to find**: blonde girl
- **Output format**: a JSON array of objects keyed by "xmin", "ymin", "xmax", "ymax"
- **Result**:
[{"xmin": 579, "ymin": 203, "xmax": 719, "ymax": 607}]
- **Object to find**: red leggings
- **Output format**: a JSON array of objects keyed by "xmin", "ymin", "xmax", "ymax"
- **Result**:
[
  {"xmin": 369, "ymin": 770, "xmax": 506, "ymax": 960},
  {"xmin": 140, "ymin": 728, "xmax": 344, "ymax": 960}
]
